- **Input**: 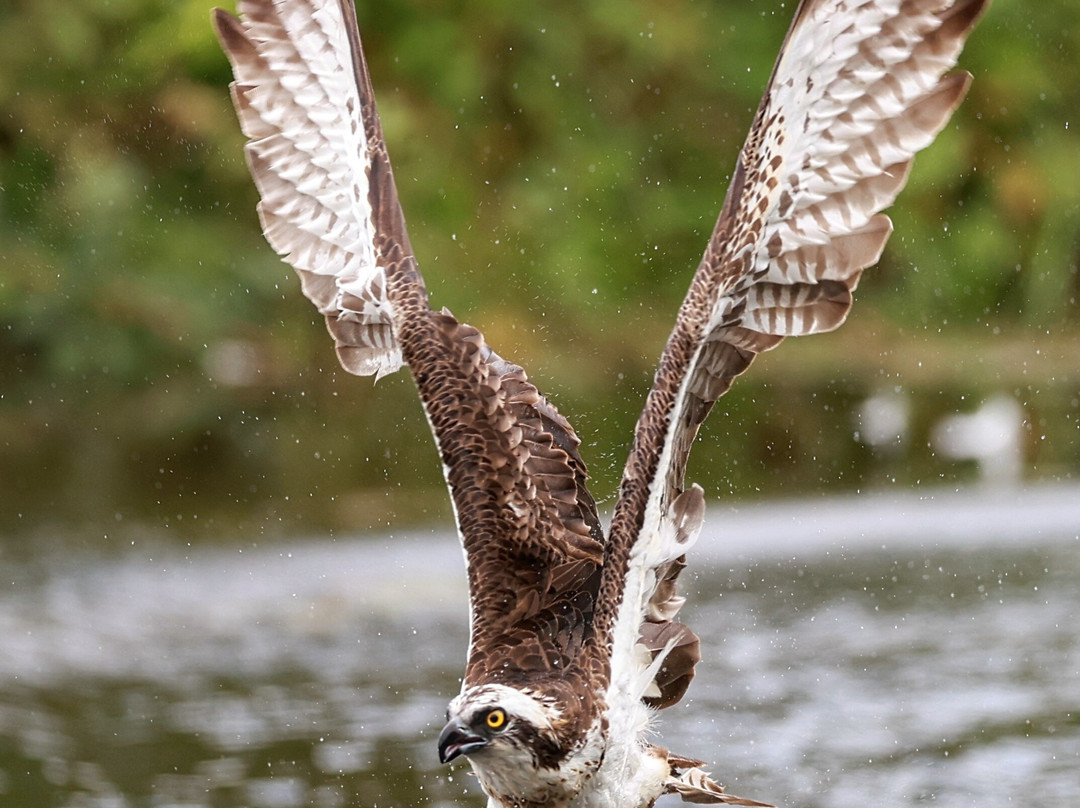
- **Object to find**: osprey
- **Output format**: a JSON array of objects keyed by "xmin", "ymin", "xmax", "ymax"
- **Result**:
[{"xmin": 213, "ymin": 1, "xmax": 987, "ymax": 805}]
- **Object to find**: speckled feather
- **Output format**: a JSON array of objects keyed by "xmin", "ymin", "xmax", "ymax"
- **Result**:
[
  {"xmin": 213, "ymin": 0, "xmax": 989, "ymax": 805},
  {"xmin": 594, "ymin": 6, "xmax": 989, "ymax": 779}
]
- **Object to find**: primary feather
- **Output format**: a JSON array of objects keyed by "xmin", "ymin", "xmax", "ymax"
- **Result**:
[
  {"xmin": 215, "ymin": 0, "xmax": 406, "ymax": 378},
  {"xmin": 213, "ymin": 0, "xmax": 989, "ymax": 805}
]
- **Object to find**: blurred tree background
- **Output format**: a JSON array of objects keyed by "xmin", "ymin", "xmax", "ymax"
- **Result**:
[{"xmin": 1, "ymin": 0, "xmax": 1077, "ymax": 547}]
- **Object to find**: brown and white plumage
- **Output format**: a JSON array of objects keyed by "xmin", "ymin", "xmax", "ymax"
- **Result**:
[
  {"xmin": 215, "ymin": 0, "xmax": 407, "ymax": 378},
  {"xmin": 213, "ymin": 1, "xmax": 988, "ymax": 806}
]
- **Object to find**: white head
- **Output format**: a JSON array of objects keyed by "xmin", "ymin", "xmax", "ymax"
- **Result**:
[{"xmin": 438, "ymin": 683, "xmax": 575, "ymax": 804}]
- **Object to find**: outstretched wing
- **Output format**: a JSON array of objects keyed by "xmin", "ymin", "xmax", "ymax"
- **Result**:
[
  {"xmin": 414, "ymin": 314, "xmax": 608, "ymax": 685},
  {"xmin": 593, "ymin": 0, "xmax": 989, "ymax": 720},
  {"xmin": 213, "ymin": 0, "xmax": 410, "ymax": 378},
  {"xmin": 214, "ymin": 0, "xmax": 606, "ymax": 686}
]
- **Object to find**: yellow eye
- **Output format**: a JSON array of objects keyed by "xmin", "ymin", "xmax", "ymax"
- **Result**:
[{"xmin": 485, "ymin": 709, "xmax": 506, "ymax": 730}]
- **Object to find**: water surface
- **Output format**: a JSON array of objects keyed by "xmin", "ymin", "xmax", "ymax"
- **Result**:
[{"xmin": 2, "ymin": 488, "xmax": 1077, "ymax": 807}]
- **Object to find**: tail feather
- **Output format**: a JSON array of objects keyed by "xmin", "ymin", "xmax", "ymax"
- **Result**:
[{"xmin": 665, "ymin": 765, "xmax": 775, "ymax": 807}]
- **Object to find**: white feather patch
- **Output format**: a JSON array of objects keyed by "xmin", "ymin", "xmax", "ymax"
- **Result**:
[{"xmin": 217, "ymin": 0, "xmax": 403, "ymax": 378}]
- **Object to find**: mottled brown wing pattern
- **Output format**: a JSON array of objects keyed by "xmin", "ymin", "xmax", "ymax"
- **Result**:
[
  {"xmin": 406, "ymin": 311, "xmax": 606, "ymax": 684},
  {"xmin": 594, "ymin": 0, "xmax": 989, "ymax": 716},
  {"xmin": 482, "ymin": 351, "xmax": 606, "ymax": 547},
  {"xmin": 216, "ymin": 0, "xmax": 608, "ymax": 686}
]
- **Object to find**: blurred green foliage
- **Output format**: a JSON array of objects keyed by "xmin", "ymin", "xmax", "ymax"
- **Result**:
[{"xmin": 1, "ymin": 0, "xmax": 1077, "ymax": 543}]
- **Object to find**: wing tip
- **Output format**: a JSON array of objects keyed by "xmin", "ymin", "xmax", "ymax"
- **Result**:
[
  {"xmin": 211, "ymin": 7, "xmax": 245, "ymax": 53},
  {"xmin": 942, "ymin": 0, "xmax": 994, "ymax": 38},
  {"xmin": 932, "ymin": 69, "xmax": 976, "ymax": 128}
]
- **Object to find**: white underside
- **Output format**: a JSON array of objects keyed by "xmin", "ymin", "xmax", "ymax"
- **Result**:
[{"xmin": 569, "ymin": 738, "xmax": 669, "ymax": 808}]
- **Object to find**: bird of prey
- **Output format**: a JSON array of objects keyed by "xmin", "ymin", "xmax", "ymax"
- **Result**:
[{"xmin": 213, "ymin": 0, "xmax": 987, "ymax": 805}]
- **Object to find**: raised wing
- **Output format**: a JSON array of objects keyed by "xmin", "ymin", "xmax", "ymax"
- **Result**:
[
  {"xmin": 417, "ymin": 313, "xmax": 607, "ymax": 685},
  {"xmin": 592, "ymin": 0, "xmax": 989, "ymax": 723},
  {"xmin": 214, "ymin": 0, "xmax": 607, "ymax": 687},
  {"xmin": 213, "ymin": 0, "xmax": 410, "ymax": 378},
  {"xmin": 659, "ymin": 0, "xmax": 989, "ymax": 502}
]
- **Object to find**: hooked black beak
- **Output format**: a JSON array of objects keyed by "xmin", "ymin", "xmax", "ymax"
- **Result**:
[{"xmin": 437, "ymin": 718, "xmax": 487, "ymax": 763}]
